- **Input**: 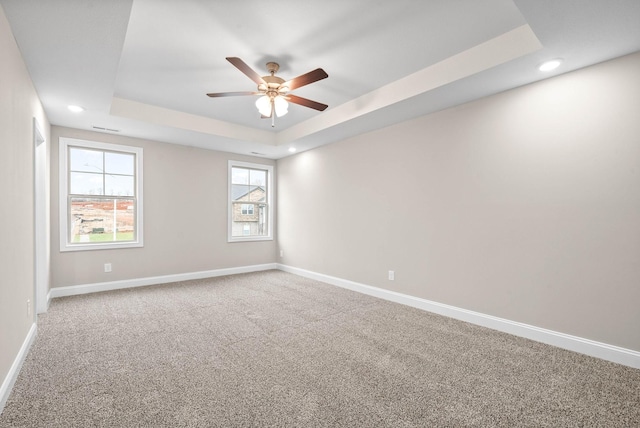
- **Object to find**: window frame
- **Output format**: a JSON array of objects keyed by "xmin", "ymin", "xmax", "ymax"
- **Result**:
[
  {"xmin": 59, "ymin": 137, "xmax": 144, "ymax": 252},
  {"xmin": 228, "ymin": 160, "xmax": 273, "ymax": 242}
]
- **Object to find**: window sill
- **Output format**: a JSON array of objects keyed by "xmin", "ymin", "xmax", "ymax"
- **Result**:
[
  {"xmin": 228, "ymin": 236, "xmax": 273, "ymax": 243},
  {"xmin": 60, "ymin": 241, "xmax": 143, "ymax": 252}
]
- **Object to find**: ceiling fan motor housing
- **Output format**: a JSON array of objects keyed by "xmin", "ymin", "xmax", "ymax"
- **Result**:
[{"xmin": 258, "ymin": 62, "xmax": 286, "ymax": 95}]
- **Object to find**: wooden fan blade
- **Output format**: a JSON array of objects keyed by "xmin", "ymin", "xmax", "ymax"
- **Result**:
[
  {"xmin": 282, "ymin": 68, "xmax": 328, "ymax": 91},
  {"xmin": 285, "ymin": 94, "xmax": 328, "ymax": 111},
  {"xmin": 207, "ymin": 91, "xmax": 260, "ymax": 97},
  {"xmin": 226, "ymin": 57, "xmax": 266, "ymax": 86}
]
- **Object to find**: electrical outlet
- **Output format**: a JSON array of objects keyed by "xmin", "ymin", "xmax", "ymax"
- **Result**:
[
  {"xmin": 27, "ymin": 299, "xmax": 31, "ymax": 317},
  {"xmin": 388, "ymin": 270, "xmax": 395, "ymax": 281},
  {"xmin": 104, "ymin": 263, "xmax": 112, "ymax": 273},
  {"xmin": 280, "ymin": 250, "xmax": 284, "ymax": 257}
]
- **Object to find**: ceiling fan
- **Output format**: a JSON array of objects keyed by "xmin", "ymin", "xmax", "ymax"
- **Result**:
[{"xmin": 207, "ymin": 57, "xmax": 328, "ymax": 126}]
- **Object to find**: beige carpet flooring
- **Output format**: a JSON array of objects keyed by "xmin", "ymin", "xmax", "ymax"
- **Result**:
[{"xmin": 1, "ymin": 270, "xmax": 639, "ymax": 427}]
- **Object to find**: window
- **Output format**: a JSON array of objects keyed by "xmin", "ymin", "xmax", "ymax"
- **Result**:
[
  {"xmin": 241, "ymin": 204, "xmax": 254, "ymax": 215},
  {"xmin": 59, "ymin": 137, "xmax": 143, "ymax": 251},
  {"xmin": 229, "ymin": 161, "xmax": 273, "ymax": 242}
]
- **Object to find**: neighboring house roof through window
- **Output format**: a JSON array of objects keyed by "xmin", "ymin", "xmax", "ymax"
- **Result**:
[{"xmin": 232, "ymin": 185, "xmax": 265, "ymax": 201}]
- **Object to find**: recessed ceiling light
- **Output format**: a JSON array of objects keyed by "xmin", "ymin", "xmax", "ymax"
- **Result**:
[
  {"xmin": 288, "ymin": 147, "xmax": 297, "ymax": 153},
  {"xmin": 538, "ymin": 59, "xmax": 563, "ymax": 72},
  {"xmin": 67, "ymin": 105, "xmax": 85, "ymax": 113}
]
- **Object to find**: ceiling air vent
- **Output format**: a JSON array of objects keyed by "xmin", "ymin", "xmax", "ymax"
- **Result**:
[{"xmin": 92, "ymin": 126, "xmax": 120, "ymax": 133}]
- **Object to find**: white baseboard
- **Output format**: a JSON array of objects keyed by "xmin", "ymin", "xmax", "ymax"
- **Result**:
[
  {"xmin": 50, "ymin": 263, "xmax": 278, "ymax": 299},
  {"xmin": 0, "ymin": 323, "xmax": 37, "ymax": 414},
  {"xmin": 45, "ymin": 262, "xmax": 640, "ymax": 369},
  {"xmin": 277, "ymin": 264, "xmax": 640, "ymax": 370}
]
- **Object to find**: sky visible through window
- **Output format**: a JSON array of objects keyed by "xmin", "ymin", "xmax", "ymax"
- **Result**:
[
  {"xmin": 69, "ymin": 147, "xmax": 135, "ymax": 196},
  {"xmin": 232, "ymin": 167, "xmax": 266, "ymax": 202}
]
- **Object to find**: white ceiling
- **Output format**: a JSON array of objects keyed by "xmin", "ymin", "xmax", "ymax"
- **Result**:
[{"xmin": 2, "ymin": 0, "xmax": 640, "ymax": 159}]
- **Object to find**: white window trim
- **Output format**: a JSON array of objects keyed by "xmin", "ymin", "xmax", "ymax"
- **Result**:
[
  {"xmin": 228, "ymin": 160, "xmax": 273, "ymax": 242},
  {"xmin": 59, "ymin": 137, "xmax": 144, "ymax": 252}
]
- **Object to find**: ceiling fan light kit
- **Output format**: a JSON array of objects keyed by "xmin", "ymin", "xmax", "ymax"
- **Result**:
[
  {"xmin": 255, "ymin": 95, "xmax": 273, "ymax": 117},
  {"xmin": 207, "ymin": 57, "xmax": 328, "ymax": 127},
  {"xmin": 274, "ymin": 96, "xmax": 289, "ymax": 116}
]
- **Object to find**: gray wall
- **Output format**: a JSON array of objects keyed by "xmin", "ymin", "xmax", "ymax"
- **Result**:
[
  {"xmin": 277, "ymin": 52, "xmax": 640, "ymax": 352},
  {"xmin": 0, "ymin": 5, "xmax": 49, "ymax": 395},
  {"xmin": 51, "ymin": 127, "xmax": 276, "ymax": 288}
]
